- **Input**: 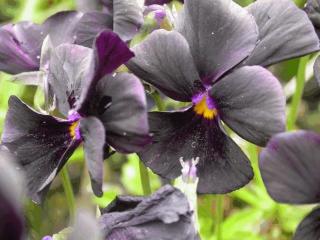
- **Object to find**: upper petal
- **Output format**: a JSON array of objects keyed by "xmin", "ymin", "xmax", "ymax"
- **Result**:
[
  {"xmin": 211, "ymin": 66, "xmax": 286, "ymax": 147},
  {"xmin": 242, "ymin": 0, "xmax": 319, "ymax": 67},
  {"xmin": 127, "ymin": 30, "xmax": 200, "ymax": 102},
  {"xmin": 259, "ymin": 131, "xmax": 320, "ymax": 204},
  {"xmin": 139, "ymin": 108, "xmax": 253, "ymax": 194},
  {"xmin": 175, "ymin": 0, "xmax": 258, "ymax": 81},
  {"xmin": 1, "ymin": 96, "xmax": 79, "ymax": 203},
  {"xmin": 293, "ymin": 207, "xmax": 320, "ymax": 240},
  {"xmin": 92, "ymin": 73, "xmax": 150, "ymax": 153},
  {"xmin": 0, "ymin": 22, "xmax": 43, "ymax": 74},
  {"xmin": 112, "ymin": 0, "xmax": 144, "ymax": 41},
  {"xmin": 48, "ymin": 43, "xmax": 95, "ymax": 116}
]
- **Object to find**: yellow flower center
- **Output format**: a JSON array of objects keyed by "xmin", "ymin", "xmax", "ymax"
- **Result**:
[
  {"xmin": 69, "ymin": 121, "xmax": 80, "ymax": 140},
  {"xmin": 193, "ymin": 95, "xmax": 217, "ymax": 120}
]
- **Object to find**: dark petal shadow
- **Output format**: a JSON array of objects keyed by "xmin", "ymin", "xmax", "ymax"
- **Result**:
[
  {"xmin": 259, "ymin": 131, "xmax": 320, "ymax": 204},
  {"xmin": 211, "ymin": 66, "xmax": 285, "ymax": 147},
  {"xmin": 293, "ymin": 207, "xmax": 320, "ymax": 240},
  {"xmin": 1, "ymin": 96, "xmax": 79, "ymax": 203},
  {"xmin": 242, "ymin": 0, "xmax": 319, "ymax": 67},
  {"xmin": 139, "ymin": 108, "xmax": 253, "ymax": 194},
  {"xmin": 92, "ymin": 73, "xmax": 150, "ymax": 153},
  {"xmin": 175, "ymin": 0, "xmax": 258, "ymax": 82}
]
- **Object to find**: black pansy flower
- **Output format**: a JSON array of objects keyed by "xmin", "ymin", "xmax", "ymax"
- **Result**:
[
  {"xmin": 259, "ymin": 131, "xmax": 320, "ymax": 240},
  {"xmin": 0, "ymin": 2, "xmax": 143, "ymax": 76},
  {"xmin": 99, "ymin": 185, "xmax": 199, "ymax": 240},
  {"xmin": 1, "ymin": 30, "xmax": 150, "ymax": 203},
  {"xmin": 0, "ymin": 147, "xmax": 25, "ymax": 240},
  {"xmin": 127, "ymin": 0, "xmax": 319, "ymax": 194}
]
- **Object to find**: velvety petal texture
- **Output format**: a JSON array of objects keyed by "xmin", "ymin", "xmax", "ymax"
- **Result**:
[
  {"xmin": 127, "ymin": 30, "xmax": 200, "ymax": 102},
  {"xmin": 1, "ymin": 96, "xmax": 79, "ymax": 203},
  {"xmin": 211, "ymin": 66, "xmax": 286, "ymax": 146},
  {"xmin": 242, "ymin": 0, "xmax": 319, "ymax": 67},
  {"xmin": 259, "ymin": 131, "xmax": 320, "ymax": 204},
  {"xmin": 176, "ymin": 0, "xmax": 258, "ymax": 81},
  {"xmin": 92, "ymin": 73, "xmax": 150, "ymax": 153},
  {"xmin": 80, "ymin": 117, "xmax": 106, "ymax": 197},
  {"xmin": 140, "ymin": 108, "xmax": 253, "ymax": 194},
  {"xmin": 0, "ymin": 148, "xmax": 24, "ymax": 240},
  {"xmin": 305, "ymin": 0, "xmax": 320, "ymax": 38},
  {"xmin": 293, "ymin": 207, "xmax": 320, "ymax": 240},
  {"xmin": 99, "ymin": 185, "xmax": 199, "ymax": 240}
]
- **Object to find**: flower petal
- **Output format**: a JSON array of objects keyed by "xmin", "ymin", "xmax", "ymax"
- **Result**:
[
  {"xmin": 80, "ymin": 117, "xmax": 106, "ymax": 197},
  {"xmin": 93, "ymin": 30, "xmax": 134, "ymax": 80},
  {"xmin": 314, "ymin": 56, "xmax": 320, "ymax": 86},
  {"xmin": 242, "ymin": 0, "xmax": 319, "ymax": 67},
  {"xmin": 92, "ymin": 73, "xmax": 150, "ymax": 153},
  {"xmin": 175, "ymin": 0, "xmax": 258, "ymax": 81},
  {"xmin": 1, "ymin": 96, "xmax": 79, "ymax": 203},
  {"xmin": 305, "ymin": 0, "xmax": 320, "ymax": 39},
  {"xmin": 259, "ymin": 131, "xmax": 320, "ymax": 204},
  {"xmin": 293, "ymin": 207, "xmax": 320, "ymax": 240},
  {"xmin": 0, "ymin": 148, "xmax": 24, "ymax": 240},
  {"xmin": 48, "ymin": 43, "xmax": 95, "ymax": 116},
  {"xmin": 0, "ymin": 23, "xmax": 42, "ymax": 74},
  {"xmin": 127, "ymin": 30, "xmax": 200, "ymax": 102},
  {"xmin": 112, "ymin": 0, "xmax": 144, "ymax": 41},
  {"xmin": 139, "ymin": 108, "xmax": 253, "ymax": 194},
  {"xmin": 74, "ymin": 12, "xmax": 113, "ymax": 47},
  {"xmin": 211, "ymin": 66, "xmax": 286, "ymax": 147},
  {"xmin": 100, "ymin": 185, "xmax": 198, "ymax": 239}
]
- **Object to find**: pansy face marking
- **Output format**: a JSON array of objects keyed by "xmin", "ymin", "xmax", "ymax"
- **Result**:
[
  {"xmin": 192, "ymin": 92, "xmax": 218, "ymax": 120},
  {"xmin": 68, "ymin": 111, "xmax": 82, "ymax": 140}
]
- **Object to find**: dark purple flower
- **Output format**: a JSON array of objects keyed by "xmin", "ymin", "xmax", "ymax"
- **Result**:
[
  {"xmin": 0, "ymin": 147, "xmax": 25, "ymax": 240},
  {"xmin": 99, "ymin": 185, "xmax": 199, "ymax": 240},
  {"xmin": 0, "ymin": 31, "xmax": 150, "ymax": 203},
  {"xmin": 259, "ymin": 131, "xmax": 320, "ymax": 240},
  {"xmin": 0, "ymin": 3, "xmax": 143, "ymax": 76},
  {"xmin": 127, "ymin": 0, "xmax": 319, "ymax": 194}
]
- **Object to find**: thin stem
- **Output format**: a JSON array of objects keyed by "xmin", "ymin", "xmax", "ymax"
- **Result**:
[
  {"xmin": 287, "ymin": 56, "xmax": 309, "ymax": 131},
  {"xmin": 151, "ymin": 91, "xmax": 165, "ymax": 111},
  {"xmin": 215, "ymin": 195, "xmax": 224, "ymax": 240},
  {"xmin": 139, "ymin": 160, "xmax": 152, "ymax": 195},
  {"xmin": 60, "ymin": 167, "xmax": 76, "ymax": 221}
]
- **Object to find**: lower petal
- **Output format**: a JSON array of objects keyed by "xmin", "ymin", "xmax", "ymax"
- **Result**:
[
  {"xmin": 293, "ymin": 207, "xmax": 320, "ymax": 240},
  {"xmin": 1, "ymin": 96, "xmax": 79, "ymax": 203},
  {"xmin": 139, "ymin": 108, "xmax": 253, "ymax": 194}
]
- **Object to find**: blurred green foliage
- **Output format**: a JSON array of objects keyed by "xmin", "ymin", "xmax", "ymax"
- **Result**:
[{"xmin": 0, "ymin": 0, "xmax": 319, "ymax": 239}]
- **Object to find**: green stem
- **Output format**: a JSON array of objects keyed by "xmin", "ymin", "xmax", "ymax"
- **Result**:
[
  {"xmin": 151, "ymin": 91, "xmax": 165, "ymax": 111},
  {"xmin": 139, "ymin": 160, "xmax": 152, "ymax": 195},
  {"xmin": 60, "ymin": 167, "xmax": 76, "ymax": 220},
  {"xmin": 215, "ymin": 195, "xmax": 224, "ymax": 240},
  {"xmin": 17, "ymin": 0, "xmax": 39, "ymax": 21},
  {"xmin": 287, "ymin": 56, "xmax": 309, "ymax": 131}
]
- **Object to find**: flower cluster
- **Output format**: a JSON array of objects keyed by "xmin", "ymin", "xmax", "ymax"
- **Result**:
[{"xmin": 0, "ymin": 0, "xmax": 319, "ymax": 239}]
